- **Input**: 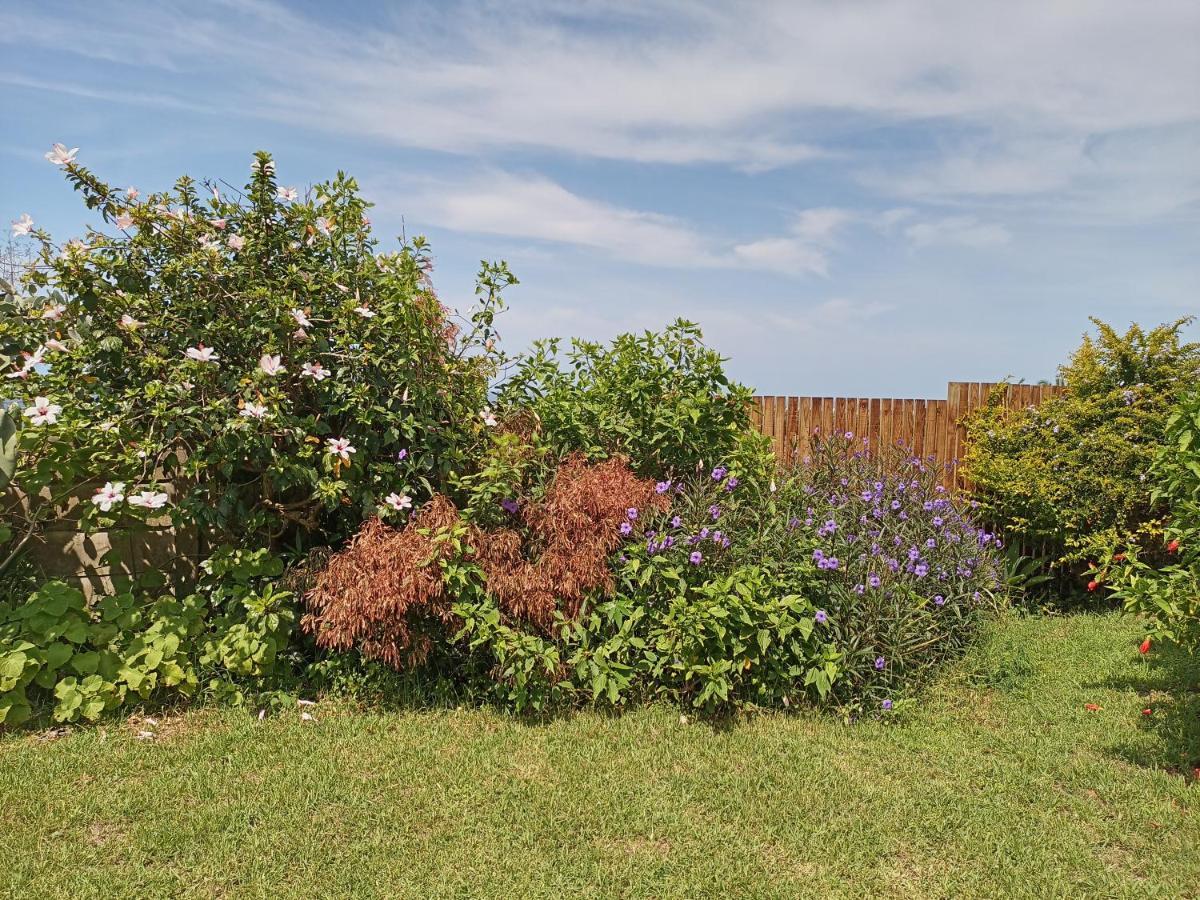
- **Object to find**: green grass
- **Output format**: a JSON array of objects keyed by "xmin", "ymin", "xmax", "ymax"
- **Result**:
[{"xmin": 1, "ymin": 612, "xmax": 1197, "ymax": 899}]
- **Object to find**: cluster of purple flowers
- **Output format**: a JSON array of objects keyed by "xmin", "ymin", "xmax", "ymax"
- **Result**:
[{"xmin": 795, "ymin": 443, "xmax": 1003, "ymax": 614}]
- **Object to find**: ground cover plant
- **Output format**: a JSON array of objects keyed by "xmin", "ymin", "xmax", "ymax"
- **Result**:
[{"xmin": 1, "ymin": 612, "xmax": 1196, "ymax": 899}]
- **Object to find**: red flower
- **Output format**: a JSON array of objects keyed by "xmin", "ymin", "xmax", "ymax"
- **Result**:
[
  {"xmin": 1087, "ymin": 580, "xmax": 1099, "ymax": 592},
  {"xmin": 1141, "ymin": 708, "xmax": 1152, "ymax": 716},
  {"xmin": 1167, "ymin": 539, "xmax": 1180, "ymax": 553},
  {"xmin": 1084, "ymin": 703, "xmax": 1102, "ymax": 712},
  {"xmin": 1113, "ymin": 553, "xmax": 1126, "ymax": 562},
  {"xmin": 1139, "ymin": 637, "xmax": 1151, "ymax": 654}
]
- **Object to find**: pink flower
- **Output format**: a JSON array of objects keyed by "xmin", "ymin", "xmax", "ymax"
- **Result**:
[
  {"xmin": 301, "ymin": 362, "xmax": 330, "ymax": 381},
  {"xmin": 11, "ymin": 214, "xmax": 33, "ymax": 237},
  {"xmin": 41, "ymin": 304, "xmax": 66, "ymax": 321},
  {"xmin": 127, "ymin": 490, "xmax": 169, "ymax": 510},
  {"xmin": 291, "ymin": 309, "xmax": 312, "ymax": 328},
  {"xmin": 209, "ymin": 218, "xmax": 227, "ymax": 230},
  {"xmin": 45, "ymin": 143, "xmax": 79, "ymax": 166},
  {"xmin": 259, "ymin": 353, "xmax": 286, "ymax": 377},
  {"xmin": 22, "ymin": 396, "xmax": 61, "ymax": 425},
  {"xmin": 185, "ymin": 344, "xmax": 219, "ymax": 364},
  {"xmin": 119, "ymin": 314, "xmax": 143, "ymax": 330},
  {"xmin": 326, "ymin": 437, "xmax": 356, "ymax": 462},
  {"xmin": 125, "ymin": 186, "xmax": 139, "ymax": 200},
  {"xmin": 240, "ymin": 401, "xmax": 269, "ymax": 419},
  {"xmin": 227, "ymin": 234, "xmax": 245, "ymax": 251},
  {"xmin": 115, "ymin": 213, "xmax": 134, "ymax": 230},
  {"xmin": 316, "ymin": 216, "xmax": 334, "ymax": 235},
  {"xmin": 277, "ymin": 186, "xmax": 298, "ymax": 202},
  {"xmin": 385, "ymin": 492, "xmax": 412, "ymax": 512},
  {"xmin": 91, "ymin": 482, "xmax": 125, "ymax": 512},
  {"xmin": 42, "ymin": 339, "xmax": 68, "ymax": 353}
]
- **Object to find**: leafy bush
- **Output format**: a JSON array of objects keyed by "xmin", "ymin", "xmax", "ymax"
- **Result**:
[
  {"xmin": 0, "ymin": 548, "xmax": 295, "ymax": 725},
  {"xmin": 1, "ymin": 148, "xmax": 511, "ymax": 566},
  {"xmin": 964, "ymin": 318, "xmax": 1200, "ymax": 587},
  {"xmin": 495, "ymin": 320, "xmax": 753, "ymax": 478},
  {"xmin": 1097, "ymin": 390, "xmax": 1200, "ymax": 649}
]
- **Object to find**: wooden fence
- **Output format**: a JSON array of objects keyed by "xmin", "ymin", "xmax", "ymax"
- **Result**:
[{"xmin": 751, "ymin": 382, "xmax": 1063, "ymax": 488}]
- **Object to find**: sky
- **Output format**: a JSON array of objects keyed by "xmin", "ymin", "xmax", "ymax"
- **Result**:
[{"xmin": 1, "ymin": 0, "xmax": 1197, "ymax": 397}]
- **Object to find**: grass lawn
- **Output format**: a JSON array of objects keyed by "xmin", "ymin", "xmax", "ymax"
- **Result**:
[{"xmin": 1, "ymin": 612, "xmax": 1197, "ymax": 899}]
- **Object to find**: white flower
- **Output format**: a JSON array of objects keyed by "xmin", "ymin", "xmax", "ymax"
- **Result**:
[
  {"xmin": 277, "ymin": 186, "xmax": 298, "ymax": 203},
  {"xmin": 301, "ymin": 362, "xmax": 330, "ymax": 381},
  {"xmin": 185, "ymin": 344, "xmax": 219, "ymax": 364},
  {"xmin": 353, "ymin": 305, "xmax": 375, "ymax": 318},
  {"xmin": 326, "ymin": 437, "xmax": 356, "ymax": 462},
  {"xmin": 480, "ymin": 407, "xmax": 498, "ymax": 427},
  {"xmin": 385, "ymin": 492, "xmax": 412, "ymax": 512},
  {"xmin": 41, "ymin": 304, "xmax": 66, "ymax": 321},
  {"xmin": 127, "ymin": 490, "xmax": 170, "ymax": 510},
  {"xmin": 91, "ymin": 481, "xmax": 125, "ymax": 512},
  {"xmin": 7, "ymin": 346, "xmax": 46, "ymax": 379},
  {"xmin": 42, "ymin": 339, "xmax": 68, "ymax": 353},
  {"xmin": 125, "ymin": 186, "xmax": 139, "ymax": 200},
  {"xmin": 259, "ymin": 353, "xmax": 286, "ymax": 377},
  {"xmin": 64, "ymin": 239, "xmax": 87, "ymax": 255},
  {"xmin": 45, "ymin": 143, "xmax": 79, "ymax": 166},
  {"xmin": 316, "ymin": 216, "xmax": 334, "ymax": 235},
  {"xmin": 115, "ymin": 213, "xmax": 134, "ymax": 230},
  {"xmin": 227, "ymin": 234, "xmax": 246, "ymax": 251},
  {"xmin": 22, "ymin": 396, "xmax": 61, "ymax": 425},
  {"xmin": 291, "ymin": 308, "xmax": 312, "ymax": 328},
  {"xmin": 119, "ymin": 314, "xmax": 143, "ymax": 330},
  {"xmin": 240, "ymin": 401, "xmax": 269, "ymax": 419},
  {"xmin": 11, "ymin": 214, "xmax": 33, "ymax": 237},
  {"xmin": 210, "ymin": 217, "xmax": 227, "ymax": 231}
]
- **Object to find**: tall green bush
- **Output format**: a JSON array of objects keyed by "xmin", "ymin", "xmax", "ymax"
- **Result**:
[{"xmin": 964, "ymin": 318, "xmax": 1199, "ymax": 587}]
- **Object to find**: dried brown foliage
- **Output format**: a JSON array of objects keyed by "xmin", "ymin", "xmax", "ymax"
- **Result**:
[
  {"xmin": 303, "ymin": 455, "xmax": 667, "ymax": 670},
  {"xmin": 473, "ymin": 454, "xmax": 669, "ymax": 628},
  {"xmin": 301, "ymin": 495, "xmax": 462, "ymax": 668}
]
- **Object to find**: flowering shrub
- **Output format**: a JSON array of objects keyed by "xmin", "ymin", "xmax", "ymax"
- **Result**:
[
  {"xmin": 495, "ymin": 320, "xmax": 754, "ymax": 478},
  {"xmin": 964, "ymin": 318, "xmax": 1199, "ymax": 591},
  {"xmin": 1096, "ymin": 390, "xmax": 1200, "ymax": 650},
  {"xmin": 2, "ymin": 147, "xmax": 510, "ymax": 566}
]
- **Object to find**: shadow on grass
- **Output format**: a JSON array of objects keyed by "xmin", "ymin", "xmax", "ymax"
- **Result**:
[{"xmin": 1089, "ymin": 645, "xmax": 1200, "ymax": 779}]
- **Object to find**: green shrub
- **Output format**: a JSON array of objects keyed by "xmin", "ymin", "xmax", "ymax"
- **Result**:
[
  {"xmin": 0, "ymin": 548, "xmax": 295, "ymax": 725},
  {"xmin": 1, "ymin": 149, "xmax": 511, "ymax": 566},
  {"xmin": 495, "ymin": 320, "xmax": 754, "ymax": 478},
  {"xmin": 1098, "ymin": 390, "xmax": 1200, "ymax": 649},
  {"xmin": 964, "ymin": 318, "xmax": 1199, "ymax": 588}
]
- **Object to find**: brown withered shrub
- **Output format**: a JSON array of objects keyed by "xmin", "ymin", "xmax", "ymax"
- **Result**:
[
  {"xmin": 473, "ymin": 454, "xmax": 669, "ymax": 628},
  {"xmin": 301, "ymin": 495, "xmax": 462, "ymax": 668},
  {"xmin": 303, "ymin": 455, "xmax": 667, "ymax": 670}
]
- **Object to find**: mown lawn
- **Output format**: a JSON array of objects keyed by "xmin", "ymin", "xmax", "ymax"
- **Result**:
[{"xmin": 1, "ymin": 612, "xmax": 1196, "ymax": 899}]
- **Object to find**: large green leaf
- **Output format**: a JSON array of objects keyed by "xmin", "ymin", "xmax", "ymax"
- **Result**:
[{"xmin": 0, "ymin": 408, "xmax": 16, "ymax": 490}]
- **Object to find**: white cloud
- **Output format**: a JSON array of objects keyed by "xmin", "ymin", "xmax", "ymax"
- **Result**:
[{"xmin": 903, "ymin": 216, "xmax": 1012, "ymax": 249}]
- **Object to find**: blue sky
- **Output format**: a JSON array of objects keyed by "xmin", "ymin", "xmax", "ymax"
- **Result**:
[{"xmin": 2, "ymin": 0, "xmax": 1197, "ymax": 396}]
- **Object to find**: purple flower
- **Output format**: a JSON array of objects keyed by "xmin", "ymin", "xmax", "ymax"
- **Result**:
[
  {"xmin": 814, "ymin": 609, "xmax": 828, "ymax": 624},
  {"xmin": 932, "ymin": 516, "xmax": 944, "ymax": 527},
  {"xmin": 700, "ymin": 528, "xmax": 710, "ymax": 539},
  {"xmin": 721, "ymin": 536, "xmax": 731, "ymax": 548},
  {"xmin": 396, "ymin": 448, "xmax": 408, "ymax": 461},
  {"xmin": 671, "ymin": 515, "xmax": 683, "ymax": 528},
  {"xmin": 787, "ymin": 517, "xmax": 800, "ymax": 530},
  {"xmin": 627, "ymin": 507, "xmax": 639, "ymax": 520},
  {"xmin": 709, "ymin": 504, "xmax": 721, "ymax": 521},
  {"xmin": 619, "ymin": 521, "xmax": 633, "ymax": 535},
  {"xmin": 656, "ymin": 480, "xmax": 671, "ymax": 494},
  {"xmin": 914, "ymin": 563, "xmax": 929, "ymax": 577},
  {"xmin": 875, "ymin": 656, "xmax": 885, "ymax": 670},
  {"xmin": 934, "ymin": 594, "xmax": 946, "ymax": 606},
  {"xmin": 712, "ymin": 530, "xmax": 723, "ymax": 542},
  {"xmin": 689, "ymin": 551, "xmax": 703, "ymax": 565},
  {"xmin": 724, "ymin": 477, "xmax": 739, "ymax": 491},
  {"xmin": 881, "ymin": 699, "xmax": 893, "ymax": 711},
  {"xmin": 860, "ymin": 490, "xmax": 874, "ymax": 502},
  {"xmin": 853, "ymin": 584, "xmax": 865, "ymax": 595},
  {"xmin": 500, "ymin": 498, "xmax": 519, "ymax": 515},
  {"xmin": 868, "ymin": 573, "xmax": 882, "ymax": 588},
  {"xmin": 813, "ymin": 548, "xmax": 825, "ymax": 562},
  {"xmin": 891, "ymin": 499, "xmax": 902, "ymax": 510},
  {"xmin": 711, "ymin": 466, "xmax": 727, "ymax": 480},
  {"xmin": 844, "ymin": 431, "xmax": 854, "ymax": 440}
]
